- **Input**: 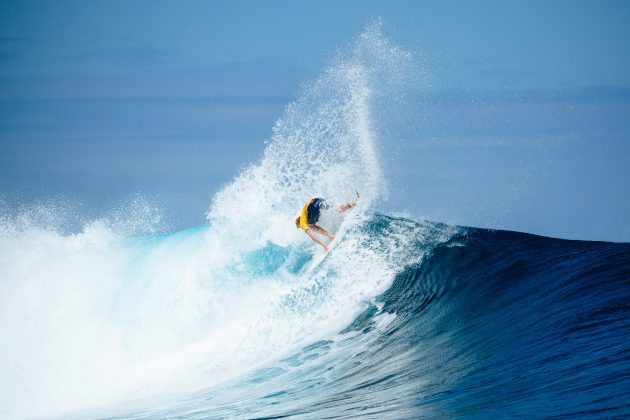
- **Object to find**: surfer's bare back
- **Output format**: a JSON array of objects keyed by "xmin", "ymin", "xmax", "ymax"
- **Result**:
[{"xmin": 295, "ymin": 197, "xmax": 358, "ymax": 253}]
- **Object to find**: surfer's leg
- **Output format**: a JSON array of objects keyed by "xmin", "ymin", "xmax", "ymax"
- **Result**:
[
  {"xmin": 310, "ymin": 224, "xmax": 335, "ymax": 240},
  {"xmin": 306, "ymin": 228, "xmax": 329, "ymax": 253}
]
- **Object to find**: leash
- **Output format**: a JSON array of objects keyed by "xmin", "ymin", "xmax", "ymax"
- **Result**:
[{"xmin": 352, "ymin": 170, "xmax": 360, "ymax": 199}]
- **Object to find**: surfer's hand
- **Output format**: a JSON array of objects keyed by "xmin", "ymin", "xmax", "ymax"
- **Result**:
[{"xmin": 323, "ymin": 245, "xmax": 329, "ymax": 253}]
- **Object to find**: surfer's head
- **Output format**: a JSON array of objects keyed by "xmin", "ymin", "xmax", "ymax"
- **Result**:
[{"xmin": 295, "ymin": 217, "xmax": 300, "ymax": 229}]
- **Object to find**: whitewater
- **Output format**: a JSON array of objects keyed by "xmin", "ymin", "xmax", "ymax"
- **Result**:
[{"xmin": 1, "ymin": 23, "xmax": 629, "ymax": 419}]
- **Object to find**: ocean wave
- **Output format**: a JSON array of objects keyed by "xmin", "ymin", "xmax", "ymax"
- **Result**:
[{"xmin": 108, "ymin": 216, "xmax": 630, "ymax": 419}]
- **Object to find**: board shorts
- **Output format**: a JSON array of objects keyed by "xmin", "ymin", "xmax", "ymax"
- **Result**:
[{"xmin": 299, "ymin": 198, "xmax": 330, "ymax": 231}]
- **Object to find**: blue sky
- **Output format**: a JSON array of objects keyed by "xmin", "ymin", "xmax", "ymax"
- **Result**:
[{"xmin": 1, "ymin": 1, "xmax": 629, "ymax": 241}]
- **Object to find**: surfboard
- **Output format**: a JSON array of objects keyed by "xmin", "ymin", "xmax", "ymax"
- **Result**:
[
  {"xmin": 305, "ymin": 211, "xmax": 354, "ymax": 273},
  {"xmin": 307, "ymin": 235, "xmax": 338, "ymax": 270}
]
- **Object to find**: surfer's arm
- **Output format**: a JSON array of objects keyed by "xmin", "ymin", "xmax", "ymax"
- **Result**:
[{"xmin": 306, "ymin": 229, "xmax": 329, "ymax": 253}]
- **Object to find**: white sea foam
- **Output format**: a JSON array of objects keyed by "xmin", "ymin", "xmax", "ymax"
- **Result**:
[{"xmin": 0, "ymin": 21, "xmax": 421, "ymax": 419}]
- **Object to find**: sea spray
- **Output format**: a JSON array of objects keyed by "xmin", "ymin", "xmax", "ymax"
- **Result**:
[{"xmin": 206, "ymin": 20, "xmax": 413, "ymax": 247}]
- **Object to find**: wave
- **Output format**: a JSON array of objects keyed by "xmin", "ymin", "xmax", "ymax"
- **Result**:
[
  {"xmin": 0, "ymin": 212, "xmax": 454, "ymax": 418},
  {"xmin": 103, "ymin": 215, "xmax": 630, "ymax": 419}
]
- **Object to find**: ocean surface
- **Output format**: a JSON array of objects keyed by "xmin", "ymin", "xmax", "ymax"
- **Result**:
[
  {"xmin": 103, "ymin": 215, "xmax": 630, "ymax": 419},
  {"xmin": 1, "ymin": 22, "xmax": 629, "ymax": 419}
]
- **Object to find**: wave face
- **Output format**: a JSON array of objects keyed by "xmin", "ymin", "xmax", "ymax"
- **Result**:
[
  {"xmin": 104, "ymin": 215, "xmax": 630, "ymax": 419},
  {"xmin": 1, "ymin": 22, "xmax": 629, "ymax": 419}
]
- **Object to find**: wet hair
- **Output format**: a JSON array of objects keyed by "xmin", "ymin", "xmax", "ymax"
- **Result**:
[{"xmin": 295, "ymin": 216, "xmax": 300, "ymax": 228}]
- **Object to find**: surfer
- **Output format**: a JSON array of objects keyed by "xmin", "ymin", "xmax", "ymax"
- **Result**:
[{"xmin": 295, "ymin": 197, "xmax": 358, "ymax": 253}]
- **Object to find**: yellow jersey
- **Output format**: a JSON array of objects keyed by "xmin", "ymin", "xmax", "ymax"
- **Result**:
[{"xmin": 299, "ymin": 198, "xmax": 315, "ymax": 231}]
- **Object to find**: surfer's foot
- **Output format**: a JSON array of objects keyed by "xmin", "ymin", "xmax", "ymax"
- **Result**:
[{"xmin": 324, "ymin": 245, "xmax": 329, "ymax": 253}]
